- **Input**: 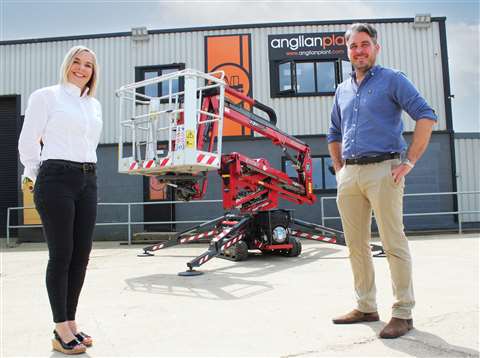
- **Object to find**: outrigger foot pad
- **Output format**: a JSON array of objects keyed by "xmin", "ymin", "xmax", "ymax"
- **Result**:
[
  {"xmin": 137, "ymin": 250, "xmax": 155, "ymax": 257},
  {"xmin": 370, "ymin": 244, "xmax": 386, "ymax": 257},
  {"xmin": 178, "ymin": 269, "xmax": 204, "ymax": 276}
]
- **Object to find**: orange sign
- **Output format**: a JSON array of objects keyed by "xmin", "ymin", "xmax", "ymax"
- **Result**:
[
  {"xmin": 149, "ymin": 176, "xmax": 167, "ymax": 200},
  {"xmin": 205, "ymin": 34, "xmax": 253, "ymax": 136}
]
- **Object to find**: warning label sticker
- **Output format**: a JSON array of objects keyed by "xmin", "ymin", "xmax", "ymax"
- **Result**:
[
  {"xmin": 186, "ymin": 130, "xmax": 195, "ymax": 148},
  {"xmin": 176, "ymin": 126, "xmax": 185, "ymax": 151}
]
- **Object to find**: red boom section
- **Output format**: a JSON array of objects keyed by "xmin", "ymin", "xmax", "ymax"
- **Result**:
[{"xmin": 196, "ymin": 86, "xmax": 316, "ymax": 212}]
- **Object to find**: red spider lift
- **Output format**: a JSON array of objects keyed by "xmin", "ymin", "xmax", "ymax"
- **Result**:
[{"xmin": 115, "ymin": 69, "xmax": 384, "ymax": 275}]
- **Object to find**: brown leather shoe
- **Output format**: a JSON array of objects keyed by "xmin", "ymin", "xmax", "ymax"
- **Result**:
[
  {"xmin": 332, "ymin": 309, "xmax": 380, "ymax": 324},
  {"xmin": 379, "ymin": 317, "xmax": 413, "ymax": 338}
]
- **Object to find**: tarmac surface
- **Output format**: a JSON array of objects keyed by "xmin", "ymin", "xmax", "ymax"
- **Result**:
[{"xmin": 1, "ymin": 233, "xmax": 479, "ymax": 357}]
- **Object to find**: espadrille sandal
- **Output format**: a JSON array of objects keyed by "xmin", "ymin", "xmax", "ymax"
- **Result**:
[
  {"xmin": 52, "ymin": 330, "xmax": 86, "ymax": 355},
  {"xmin": 75, "ymin": 331, "xmax": 93, "ymax": 347}
]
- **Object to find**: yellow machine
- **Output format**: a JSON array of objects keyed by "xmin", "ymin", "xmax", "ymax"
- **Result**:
[{"xmin": 22, "ymin": 179, "xmax": 41, "ymax": 225}]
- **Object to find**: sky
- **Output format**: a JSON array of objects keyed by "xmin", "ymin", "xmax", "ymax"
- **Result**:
[{"xmin": 1, "ymin": 0, "xmax": 479, "ymax": 132}]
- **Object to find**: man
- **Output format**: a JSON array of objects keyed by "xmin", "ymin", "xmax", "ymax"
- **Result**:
[{"xmin": 328, "ymin": 23, "xmax": 437, "ymax": 339}]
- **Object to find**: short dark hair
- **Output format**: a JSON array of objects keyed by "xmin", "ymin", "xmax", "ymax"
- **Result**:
[{"xmin": 345, "ymin": 23, "xmax": 378, "ymax": 44}]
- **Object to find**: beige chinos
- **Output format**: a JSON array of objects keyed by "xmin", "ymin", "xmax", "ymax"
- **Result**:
[{"xmin": 336, "ymin": 158, "xmax": 415, "ymax": 319}]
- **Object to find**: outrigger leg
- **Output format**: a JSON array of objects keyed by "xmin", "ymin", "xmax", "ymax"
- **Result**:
[
  {"xmin": 291, "ymin": 218, "xmax": 385, "ymax": 257},
  {"xmin": 178, "ymin": 216, "xmax": 252, "ymax": 276},
  {"xmin": 138, "ymin": 215, "xmax": 229, "ymax": 257}
]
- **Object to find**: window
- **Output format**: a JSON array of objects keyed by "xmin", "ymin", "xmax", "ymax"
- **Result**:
[
  {"xmin": 316, "ymin": 62, "xmax": 336, "ymax": 92},
  {"xmin": 278, "ymin": 62, "xmax": 293, "ymax": 91},
  {"xmin": 341, "ymin": 60, "xmax": 353, "ymax": 82},
  {"xmin": 283, "ymin": 155, "xmax": 337, "ymax": 192},
  {"xmin": 296, "ymin": 62, "xmax": 315, "ymax": 93},
  {"xmin": 135, "ymin": 63, "xmax": 185, "ymax": 98},
  {"xmin": 273, "ymin": 59, "xmax": 351, "ymax": 97}
]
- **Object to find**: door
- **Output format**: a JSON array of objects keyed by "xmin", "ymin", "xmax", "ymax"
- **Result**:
[
  {"xmin": 0, "ymin": 95, "xmax": 20, "ymax": 236},
  {"xmin": 143, "ymin": 176, "xmax": 175, "ymax": 232}
]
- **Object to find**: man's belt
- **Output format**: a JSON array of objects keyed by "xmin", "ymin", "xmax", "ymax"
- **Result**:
[{"xmin": 345, "ymin": 153, "xmax": 400, "ymax": 165}]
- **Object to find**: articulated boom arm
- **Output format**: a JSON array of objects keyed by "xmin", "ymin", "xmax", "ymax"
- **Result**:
[
  {"xmin": 115, "ymin": 69, "xmax": 315, "ymax": 212},
  {"xmin": 199, "ymin": 86, "xmax": 316, "ymax": 212}
]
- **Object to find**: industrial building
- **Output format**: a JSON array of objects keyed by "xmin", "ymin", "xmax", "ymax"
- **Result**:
[{"xmin": 1, "ymin": 16, "xmax": 478, "ymax": 241}]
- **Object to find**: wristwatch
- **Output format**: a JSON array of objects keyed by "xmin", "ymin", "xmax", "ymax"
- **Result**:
[{"xmin": 402, "ymin": 158, "xmax": 415, "ymax": 169}]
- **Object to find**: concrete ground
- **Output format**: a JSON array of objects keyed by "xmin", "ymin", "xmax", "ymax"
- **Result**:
[{"xmin": 1, "ymin": 233, "xmax": 479, "ymax": 357}]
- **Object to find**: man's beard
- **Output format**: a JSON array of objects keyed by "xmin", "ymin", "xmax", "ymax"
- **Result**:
[{"xmin": 352, "ymin": 56, "xmax": 376, "ymax": 73}]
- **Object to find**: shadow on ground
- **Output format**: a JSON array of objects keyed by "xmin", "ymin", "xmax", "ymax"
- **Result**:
[{"xmin": 125, "ymin": 246, "xmax": 342, "ymax": 300}]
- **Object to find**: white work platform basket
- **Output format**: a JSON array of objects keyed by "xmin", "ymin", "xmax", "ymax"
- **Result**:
[{"xmin": 115, "ymin": 69, "xmax": 226, "ymax": 176}]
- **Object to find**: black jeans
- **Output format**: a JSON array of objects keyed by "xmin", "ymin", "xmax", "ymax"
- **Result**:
[{"xmin": 34, "ymin": 160, "xmax": 97, "ymax": 323}]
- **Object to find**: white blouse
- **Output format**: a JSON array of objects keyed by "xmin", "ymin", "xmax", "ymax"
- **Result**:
[{"xmin": 18, "ymin": 82, "xmax": 103, "ymax": 182}]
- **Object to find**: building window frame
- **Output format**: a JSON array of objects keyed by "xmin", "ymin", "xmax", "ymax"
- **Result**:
[
  {"xmin": 135, "ymin": 63, "xmax": 186, "ymax": 100},
  {"xmin": 271, "ymin": 59, "xmax": 352, "ymax": 98},
  {"xmin": 282, "ymin": 155, "xmax": 337, "ymax": 193}
]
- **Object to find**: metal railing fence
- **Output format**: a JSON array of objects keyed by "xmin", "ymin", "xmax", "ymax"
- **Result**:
[
  {"xmin": 5, "ymin": 191, "xmax": 479, "ymax": 247},
  {"xmin": 321, "ymin": 191, "xmax": 480, "ymax": 234},
  {"xmin": 6, "ymin": 199, "xmax": 222, "ymax": 247}
]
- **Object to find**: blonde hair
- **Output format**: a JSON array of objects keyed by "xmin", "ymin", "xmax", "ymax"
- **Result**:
[{"xmin": 60, "ymin": 45, "xmax": 99, "ymax": 96}]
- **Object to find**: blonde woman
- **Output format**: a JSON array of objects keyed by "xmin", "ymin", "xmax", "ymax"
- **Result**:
[{"xmin": 18, "ymin": 46, "xmax": 102, "ymax": 354}]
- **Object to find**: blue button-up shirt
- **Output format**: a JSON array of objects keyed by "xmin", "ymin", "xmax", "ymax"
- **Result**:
[{"xmin": 328, "ymin": 65, "xmax": 437, "ymax": 159}]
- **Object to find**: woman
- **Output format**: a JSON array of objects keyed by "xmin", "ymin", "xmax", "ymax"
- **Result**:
[{"xmin": 18, "ymin": 45, "xmax": 102, "ymax": 355}]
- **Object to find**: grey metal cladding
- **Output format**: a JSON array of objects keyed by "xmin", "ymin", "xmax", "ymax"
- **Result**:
[{"xmin": 0, "ymin": 19, "xmax": 447, "ymax": 144}]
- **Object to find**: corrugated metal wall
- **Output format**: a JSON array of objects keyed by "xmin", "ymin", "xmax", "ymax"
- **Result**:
[
  {"xmin": 0, "ymin": 19, "xmax": 446, "ymax": 144},
  {"xmin": 454, "ymin": 135, "xmax": 480, "ymax": 223}
]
